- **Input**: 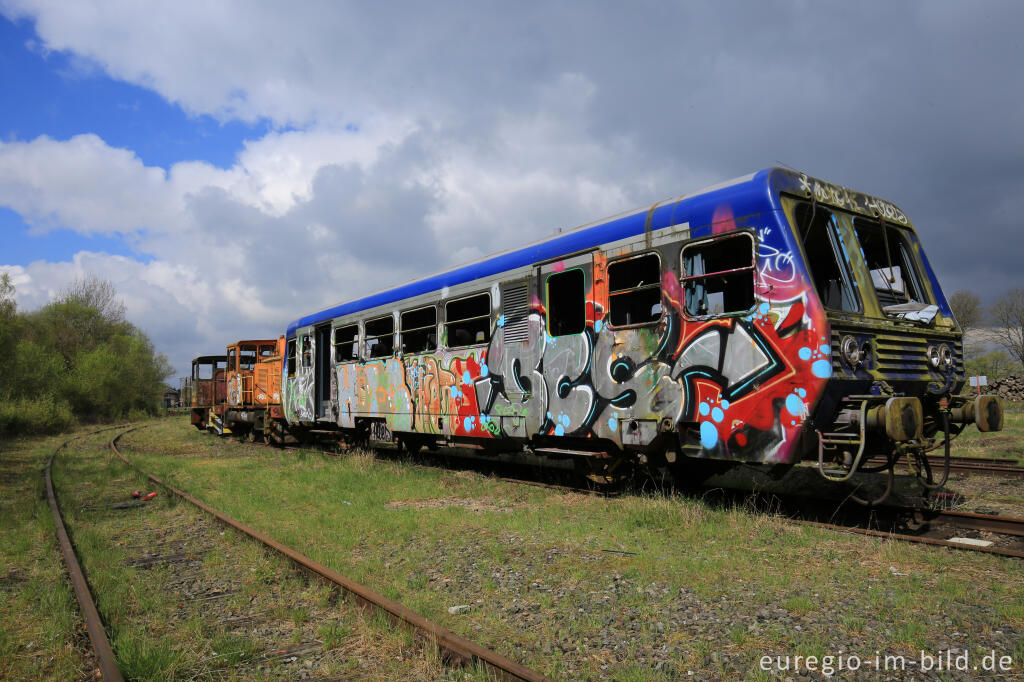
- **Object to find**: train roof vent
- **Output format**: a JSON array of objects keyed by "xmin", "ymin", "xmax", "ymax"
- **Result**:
[{"xmin": 502, "ymin": 283, "xmax": 530, "ymax": 344}]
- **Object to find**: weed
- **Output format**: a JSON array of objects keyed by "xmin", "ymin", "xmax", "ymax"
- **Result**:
[
  {"xmin": 209, "ymin": 631, "xmax": 260, "ymax": 667},
  {"xmin": 115, "ymin": 630, "xmax": 185, "ymax": 679},
  {"xmin": 317, "ymin": 620, "xmax": 351, "ymax": 650}
]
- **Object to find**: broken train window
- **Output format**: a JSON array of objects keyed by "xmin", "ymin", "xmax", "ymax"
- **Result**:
[
  {"xmin": 445, "ymin": 294, "xmax": 490, "ymax": 348},
  {"xmin": 300, "ymin": 334, "xmax": 312, "ymax": 367},
  {"xmin": 608, "ymin": 253, "xmax": 662, "ymax": 327},
  {"xmin": 287, "ymin": 339, "xmax": 296, "ymax": 376},
  {"xmin": 401, "ymin": 306, "xmax": 437, "ymax": 354},
  {"xmin": 333, "ymin": 324, "xmax": 359, "ymax": 362},
  {"xmin": 365, "ymin": 316, "xmax": 395, "ymax": 359},
  {"xmin": 239, "ymin": 344, "xmax": 257, "ymax": 371},
  {"xmin": 546, "ymin": 268, "xmax": 586, "ymax": 336},
  {"xmin": 681, "ymin": 232, "xmax": 755, "ymax": 317},
  {"xmin": 792, "ymin": 201, "xmax": 859, "ymax": 312},
  {"xmin": 852, "ymin": 217, "xmax": 926, "ymax": 308}
]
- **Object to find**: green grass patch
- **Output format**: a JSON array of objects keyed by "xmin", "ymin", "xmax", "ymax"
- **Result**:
[{"xmin": 110, "ymin": 418, "xmax": 1024, "ymax": 678}]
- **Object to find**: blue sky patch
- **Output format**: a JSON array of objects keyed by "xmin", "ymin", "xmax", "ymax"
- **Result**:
[{"xmin": 0, "ymin": 15, "xmax": 270, "ymax": 171}]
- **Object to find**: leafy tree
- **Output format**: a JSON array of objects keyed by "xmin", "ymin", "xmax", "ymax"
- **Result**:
[
  {"xmin": 0, "ymin": 272, "xmax": 15, "ymax": 319},
  {"xmin": 964, "ymin": 350, "xmax": 1017, "ymax": 385},
  {"xmin": 990, "ymin": 288, "xmax": 1024, "ymax": 369},
  {"xmin": 0, "ymin": 274, "xmax": 173, "ymax": 433},
  {"xmin": 948, "ymin": 290, "xmax": 982, "ymax": 333}
]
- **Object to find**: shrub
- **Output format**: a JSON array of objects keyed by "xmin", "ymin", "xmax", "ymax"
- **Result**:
[{"xmin": 0, "ymin": 395, "xmax": 76, "ymax": 437}]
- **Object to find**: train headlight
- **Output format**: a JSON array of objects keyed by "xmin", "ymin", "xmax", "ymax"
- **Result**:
[
  {"xmin": 939, "ymin": 344, "xmax": 953, "ymax": 368},
  {"xmin": 841, "ymin": 335, "xmax": 861, "ymax": 366},
  {"xmin": 927, "ymin": 345, "xmax": 940, "ymax": 369}
]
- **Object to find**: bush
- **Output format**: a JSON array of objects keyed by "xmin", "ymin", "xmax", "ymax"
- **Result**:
[{"xmin": 0, "ymin": 396, "xmax": 76, "ymax": 437}]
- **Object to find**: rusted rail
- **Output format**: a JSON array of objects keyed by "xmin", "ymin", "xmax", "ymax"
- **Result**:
[
  {"xmin": 793, "ymin": 514, "xmax": 1024, "ymax": 559},
  {"xmin": 110, "ymin": 430, "xmax": 549, "ymax": 682},
  {"xmin": 45, "ymin": 432, "xmax": 126, "ymax": 682},
  {"xmin": 865, "ymin": 453, "xmax": 1024, "ymax": 479}
]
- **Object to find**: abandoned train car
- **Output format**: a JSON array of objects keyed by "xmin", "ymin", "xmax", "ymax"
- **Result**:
[{"xmin": 277, "ymin": 167, "xmax": 1001, "ymax": 492}]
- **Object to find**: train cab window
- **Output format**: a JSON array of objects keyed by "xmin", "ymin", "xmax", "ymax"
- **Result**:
[
  {"xmin": 239, "ymin": 344, "xmax": 257, "ymax": 371},
  {"xmin": 301, "ymin": 334, "xmax": 312, "ymax": 367},
  {"xmin": 259, "ymin": 344, "xmax": 275, "ymax": 357},
  {"xmin": 287, "ymin": 339, "xmax": 296, "ymax": 376},
  {"xmin": 546, "ymin": 268, "xmax": 585, "ymax": 336},
  {"xmin": 446, "ymin": 294, "xmax": 490, "ymax": 348},
  {"xmin": 401, "ymin": 306, "xmax": 437, "ymax": 354},
  {"xmin": 227, "ymin": 347, "xmax": 237, "ymax": 371},
  {"xmin": 853, "ymin": 217, "xmax": 926, "ymax": 308},
  {"xmin": 333, "ymin": 324, "xmax": 359, "ymax": 362},
  {"xmin": 608, "ymin": 254, "xmax": 662, "ymax": 327},
  {"xmin": 365, "ymin": 316, "xmax": 395, "ymax": 358},
  {"xmin": 196, "ymin": 362, "xmax": 213, "ymax": 381},
  {"xmin": 681, "ymin": 233, "xmax": 755, "ymax": 317},
  {"xmin": 794, "ymin": 202, "xmax": 859, "ymax": 312}
]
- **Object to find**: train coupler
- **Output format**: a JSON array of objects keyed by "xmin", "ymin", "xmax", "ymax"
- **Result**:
[{"xmin": 948, "ymin": 395, "xmax": 1004, "ymax": 432}]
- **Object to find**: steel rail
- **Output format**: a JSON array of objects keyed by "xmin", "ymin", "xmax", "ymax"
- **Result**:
[
  {"xmin": 110, "ymin": 430, "xmax": 549, "ymax": 682},
  {"xmin": 865, "ymin": 454, "xmax": 1024, "ymax": 479},
  {"xmin": 791, "ymin": 517, "xmax": 1024, "ymax": 559},
  {"xmin": 45, "ymin": 430, "xmax": 126, "ymax": 682},
  {"xmin": 917, "ymin": 508, "xmax": 1024, "ymax": 538}
]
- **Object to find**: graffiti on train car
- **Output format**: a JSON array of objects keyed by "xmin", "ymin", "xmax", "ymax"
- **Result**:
[
  {"xmin": 285, "ymin": 335, "xmax": 316, "ymax": 422},
  {"xmin": 316, "ymin": 209, "xmax": 833, "ymax": 464}
]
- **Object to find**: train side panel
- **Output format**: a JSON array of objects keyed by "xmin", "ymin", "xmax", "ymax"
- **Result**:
[{"xmin": 282, "ymin": 192, "xmax": 831, "ymax": 464}]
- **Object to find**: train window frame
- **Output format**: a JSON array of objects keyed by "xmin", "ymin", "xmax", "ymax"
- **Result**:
[
  {"xmin": 227, "ymin": 346, "xmax": 237, "ymax": 372},
  {"xmin": 445, "ymin": 293, "xmax": 491, "ymax": 348},
  {"xmin": 680, "ymin": 231, "xmax": 757, "ymax": 319},
  {"xmin": 546, "ymin": 267, "xmax": 586, "ymax": 336},
  {"xmin": 300, "ymin": 334, "xmax": 312, "ymax": 368},
  {"xmin": 287, "ymin": 339, "xmax": 296, "ymax": 376},
  {"xmin": 607, "ymin": 252, "xmax": 663, "ymax": 329},
  {"xmin": 259, "ymin": 343, "xmax": 275, "ymax": 357},
  {"xmin": 239, "ymin": 343, "xmax": 257, "ymax": 371},
  {"xmin": 791, "ymin": 200, "xmax": 861, "ymax": 313},
  {"xmin": 852, "ymin": 216, "xmax": 929, "ymax": 309},
  {"xmin": 400, "ymin": 305, "xmax": 438, "ymax": 354},
  {"xmin": 364, "ymin": 315, "xmax": 395, "ymax": 359},
  {"xmin": 333, "ymin": 323, "xmax": 360, "ymax": 363}
]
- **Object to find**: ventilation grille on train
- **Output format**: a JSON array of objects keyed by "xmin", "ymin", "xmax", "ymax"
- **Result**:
[
  {"xmin": 831, "ymin": 329, "xmax": 964, "ymax": 378},
  {"xmin": 502, "ymin": 284, "xmax": 530, "ymax": 343}
]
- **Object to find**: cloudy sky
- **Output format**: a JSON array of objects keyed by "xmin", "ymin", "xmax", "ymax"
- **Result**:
[{"xmin": 1, "ymin": 1, "xmax": 1022, "ymax": 381}]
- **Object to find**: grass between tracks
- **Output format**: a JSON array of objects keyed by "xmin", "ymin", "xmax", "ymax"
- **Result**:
[
  {"xmin": 116, "ymin": 418, "xmax": 1024, "ymax": 680},
  {"xmin": 0, "ymin": 429, "xmax": 104, "ymax": 680},
  {"xmin": 0, "ymin": 427, "xmax": 474, "ymax": 681}
]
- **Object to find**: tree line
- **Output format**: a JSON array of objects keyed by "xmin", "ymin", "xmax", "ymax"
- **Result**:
[
  {"xmin": 949, "ymin": 288, "xmax": 1024, "ymax": 383},
  {"xmin": 0, "ymin": 273, "xmax": 173, "ymax": 436}
]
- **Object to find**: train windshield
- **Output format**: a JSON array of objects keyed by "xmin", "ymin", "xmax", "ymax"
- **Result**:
[
  {"xmin": 851, "ymin": 217, "xmax": 928, "ymax": 309},
  {"xmin": 792, "ymin": 202, "xmax": 859, "ymax": 312}
]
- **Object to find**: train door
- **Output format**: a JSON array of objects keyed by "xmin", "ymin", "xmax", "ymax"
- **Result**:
[
  {"xmin": 314, "ymin": 323, "xmax": 332, "ymax": 420},
  {"xmin": 537, "ymin": 252, "xmax": 594, "ymax": 436}
]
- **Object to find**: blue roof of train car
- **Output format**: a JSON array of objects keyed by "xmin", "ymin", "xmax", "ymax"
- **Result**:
[{"xmin": 285, "ymin": 168, "xmax": 786, "ymax": 336}]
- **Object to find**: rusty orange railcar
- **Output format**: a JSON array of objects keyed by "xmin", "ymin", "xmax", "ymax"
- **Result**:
[
  {"xmin": 223, "ymin": 337, "xmax": 287, "ymax": 442},
  {"xmin": 190, "ymin": 355, "xmax": 227, "ymax": 432}
]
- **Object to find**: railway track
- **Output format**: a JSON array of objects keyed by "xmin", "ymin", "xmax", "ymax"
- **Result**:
[
  {"xmin": 240, "ymin": 435, "xmax": 1024, "ymax": 559},
  {"xmin": 44, "ymin": 428, "xmax": 126, "ymax": 682},
  {"xmin": 110, "ymin": 428, "xmax": 550, "ymax": 681},
  {"xmin": 791, "ymin": 506, "xmax": 1024, "ymax": 559},
  {"xmin": 865, "ymin": 453, "xmax": 1024, "ymax": 479}
]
